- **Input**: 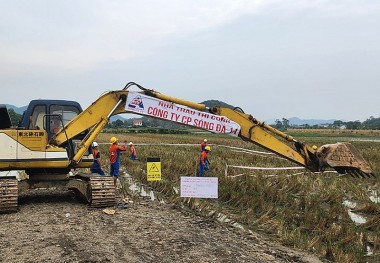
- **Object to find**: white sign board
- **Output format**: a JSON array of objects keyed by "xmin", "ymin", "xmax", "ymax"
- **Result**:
[
  {"xmin": 126, "ymin": 92, "xmax": 241, "ymax": 136},
  {"xmin": 180, "ymin": 176, "xmax": 218, "ymax": 199}
]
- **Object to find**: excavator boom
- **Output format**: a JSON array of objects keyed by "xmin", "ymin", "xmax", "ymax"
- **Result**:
[{"xmin": 52, "ymin": 82, "xmax": 374, "ymax": 177}]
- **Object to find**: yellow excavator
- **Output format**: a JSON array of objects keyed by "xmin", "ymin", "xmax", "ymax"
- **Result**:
[{"xmin": 0, "ymin": 82, "xmax": 375, "ymax": 212}]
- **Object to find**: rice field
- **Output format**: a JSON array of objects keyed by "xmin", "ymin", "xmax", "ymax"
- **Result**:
[{"xmin": 94, "ymin": 131, "xmax": 380, "ymax": 262}]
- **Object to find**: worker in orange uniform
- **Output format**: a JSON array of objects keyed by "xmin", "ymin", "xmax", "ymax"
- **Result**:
[
  {"xmin": 90, "ymin": 142, "xmax": 105, "ymax": 175},
  {"xmin": 109, "ymin": 136, "xmax": 127, "ymax": 186},
  {"xmin": 129, "ymin": 142, "xmax": 137, "ymax": 160},
  {"xmin": 200, "ymin": 138, "xmax": 208, "ymax": 152},
  {"xmin": 198, "ymin": 145, "xmax": 211, "ymax": 177}
]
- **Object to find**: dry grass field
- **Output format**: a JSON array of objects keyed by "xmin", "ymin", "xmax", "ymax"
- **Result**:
[{"xmin": 94, "ymin": 131, "xmax": 380, "ymax": 262}]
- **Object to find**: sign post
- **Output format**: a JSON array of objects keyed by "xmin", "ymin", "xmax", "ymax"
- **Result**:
[
  {"xmin": 180, "ymin": 176, "xmax": 218, "ymax": 198},
  {"xmin": 147, "ymin": 157, "xmax": 161, "ymax": 181}
]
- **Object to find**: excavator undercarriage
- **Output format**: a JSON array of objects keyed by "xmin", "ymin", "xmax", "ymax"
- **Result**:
[
  {"xmin": 0, "ymin": 174, "xmax": 115, "ymax": 213},
  {"xmin": 68, "ymin": 174, "xmax": 116, "ymax": 208}
]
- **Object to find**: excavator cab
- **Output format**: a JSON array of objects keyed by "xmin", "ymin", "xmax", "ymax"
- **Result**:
[
  {"xmin": 16, "ymin": 99, "xmax": 90, "ymax": 173},
  {"xmin": 19, "ymin": 99, "xmax": 83, "ymax": 139}
]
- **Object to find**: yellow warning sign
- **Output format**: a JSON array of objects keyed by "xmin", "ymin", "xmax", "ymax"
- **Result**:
[{"xmin": 147, "ymin": 157, "xmax": 161, "ymax": 181}]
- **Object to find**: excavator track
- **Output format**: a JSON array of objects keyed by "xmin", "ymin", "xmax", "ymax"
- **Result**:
[
  {"xmin": 0, "ymin": 178, "xmax": 18, "ymax": 213},
  {"xmin": 89, "ymin": 176, "xmax": 116, "ymax": 208},
  {"xmin": 68, "ymin": 175, "xmax": 116, "ymax": 208}
]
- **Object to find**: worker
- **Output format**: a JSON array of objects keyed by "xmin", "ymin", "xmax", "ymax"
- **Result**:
[
  {"xmin": 90, "ymin": 142, "xmax": 105, "ymax": 176},
  {"xmin": 200, "ymin": 138, "xmax": 208, "ymax": 152},
  {"xmin": 109, "ymin": 136, "xmax": 127, "ymax": 186},
  {"xmin": 198, "ymin": 145, "xmax": 211, "ymax": 177},
  {"xmin": 129, "ymin": 142, "xmax": 137, "ymax": 160},
  {"xmin": 50, "ymin": 115, "xmax": 62, "ymax": 133}
]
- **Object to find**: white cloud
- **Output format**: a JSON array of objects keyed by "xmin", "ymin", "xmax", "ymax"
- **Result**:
[
  {"xmin": 259, "ymin": 0, "xmax": 380, "ymax": 17},
  {"xmin": 3, "ymin": 0, "xmax": 378, "ymax": 73},
  {"xmin": 0, "ymin": 0, "xmax": 379, "ymax": 121},
  {"xmin": 0, "ymin": 0, "xmax": 265, "ymax": 72}
]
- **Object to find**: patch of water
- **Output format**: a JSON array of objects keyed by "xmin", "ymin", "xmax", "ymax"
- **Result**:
[
  {"xmin": 369, "ymin": 190, "xmax": 380, "ymax": 203},
  {"xmin": 343, "ymin": 200, "xmax": 356, "ymax": 209},
  {"xmin": 343, "ymin": 200, "xmax": 367, "ymax": 224},
  {"xmin": 347, "ymin": 210, "xmax": 367, "ymax": 224},
  {"xmin": 340, "ymin": 200, "xmax": 375, "ymax": 256},
  {"xmin": 123, "ymin": 173, "xmax": 160, "ymax": 202}
]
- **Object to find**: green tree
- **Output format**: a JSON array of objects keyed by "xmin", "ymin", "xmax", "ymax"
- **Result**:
[
  {"xmin": 345, "ymin": 120, "xmax": 362, "ymax": 130},
  {"xmin": 282, "ymin": 118, "xmax": 289, "ymax": 130},
  {"xmin": 362, "ymin": 116, "xmax": 380, "ymax": 130},
  {"xmin": 274, "ymin": 119, "xmax": 284, "ymax": 130},
  {"xmin": 7, "ymin": 108, "xmax": 22, "ymax": 126},
  {"xmin": 333, "ymin": 120, "xmax": 344, "ymax": 129},
  {"xmin": 113, "ymin": 119, "xmax": 124, "ymax": 128}
]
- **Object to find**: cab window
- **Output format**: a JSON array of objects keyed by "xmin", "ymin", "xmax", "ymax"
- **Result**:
[
  {"xmin": 49, "ymin": 105, "xmax": 81, "ymax": 133},
  {"xmin": 29, "ymin": 105, "xmax": 46, "ymax": 130}
]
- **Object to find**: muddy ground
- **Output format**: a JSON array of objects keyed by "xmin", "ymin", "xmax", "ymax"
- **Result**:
[{"xmin": 0, "ymin": 188, "xmax": 323, "ymax": 263}]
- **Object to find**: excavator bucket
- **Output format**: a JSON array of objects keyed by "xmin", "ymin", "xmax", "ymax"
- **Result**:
[{"xmin": 316, "ymin": 142, "xmax": 375, "ymax": 178}]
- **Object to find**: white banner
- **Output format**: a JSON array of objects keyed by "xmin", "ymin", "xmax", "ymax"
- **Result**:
[
  {"xmin": 180, "ymin": 176, "xmax": 218, "ymax": 198},
  {"xmin": 126, "ymin": 92, "xmax": 241, "ymax": 136}
]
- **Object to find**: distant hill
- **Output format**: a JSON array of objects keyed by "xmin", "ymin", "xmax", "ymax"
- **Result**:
[
  {"xmin": 5, "ymin": 104, "xmax": 27, "ymax": 114},
  {"xmin": 202, "ymin": 100, "xmax": 235, "ymax": 109},
  {"xmin": 110, "ymin": 115, "xmax": 127, "ymax": 122}
]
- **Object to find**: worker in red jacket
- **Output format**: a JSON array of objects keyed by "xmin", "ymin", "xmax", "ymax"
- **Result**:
[
  {"xmin": 198, "ymin": 145, "xmax": 211, "ymax": 177},
  {"xmin": 109, "ymin": 136, "xmax": 127, "ymax": 186},
  {"xmin": 200, "ymin": 138, "xmax": 208, "ymax": 152},
  {"xmin": 129, "ymin": 142, "xmax": 137, "ymax": 160}
]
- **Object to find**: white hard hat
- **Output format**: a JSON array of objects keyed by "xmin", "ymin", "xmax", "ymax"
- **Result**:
[
  {"xmin": 204, "ymin": 139, "xmax": 207, "ymax": 142},
  {"xmin": 92, "ymin": 142, "xmax": 99, "ymax": 147},
  {"xmin": 129, "ymin": 142, "xmax": 133, "ymax": 145}
]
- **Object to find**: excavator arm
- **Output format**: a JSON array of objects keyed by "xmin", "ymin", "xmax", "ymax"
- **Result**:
[
  {"xmin": 50, "ymin": 90, "xmax": 130, "ymax": 165},
  {"xmin": 209, "ymin": 106, "xmax": 374, "ymax": 177},
  {"xmin": 208, "ymin": 106, "xmax": 319, "ymax": 171},
  {"xmin": 50, "ymin": 82, "xmax": 375, "ymax": 177}
]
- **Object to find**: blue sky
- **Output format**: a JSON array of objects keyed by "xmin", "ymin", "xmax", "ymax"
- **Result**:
[{"xmin": 1, "ymin": 0, "xmax": 379, "ymax": 121}]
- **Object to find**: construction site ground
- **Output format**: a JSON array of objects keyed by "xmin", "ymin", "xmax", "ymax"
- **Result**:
[{"xmin": 0, "ymin": 188, "xmax": 323, "ymax": 263}]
